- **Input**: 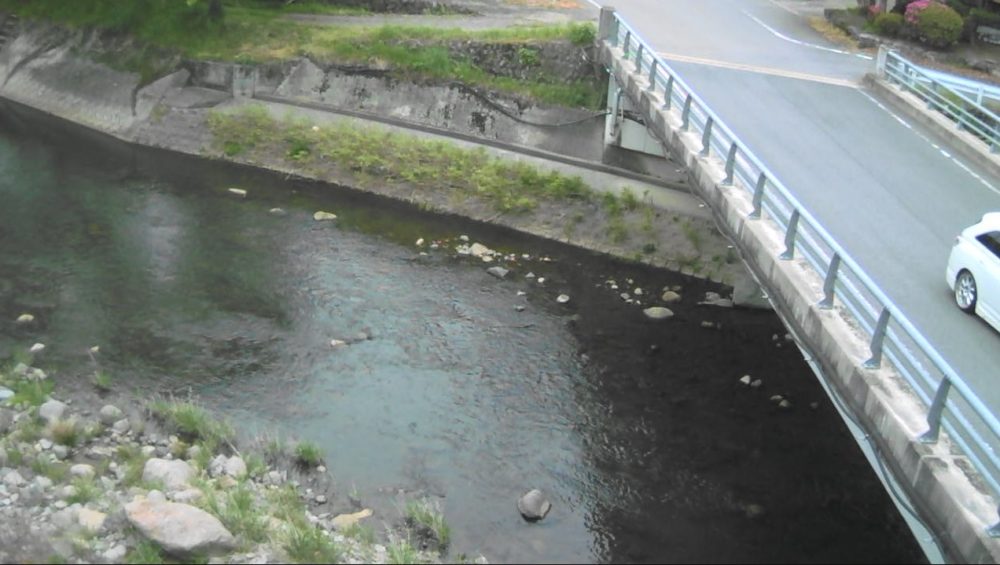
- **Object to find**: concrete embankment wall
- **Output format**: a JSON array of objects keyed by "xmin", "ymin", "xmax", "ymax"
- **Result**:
[{"xmin": 598, "ymin": 32, "xmax": 1000, "ymax": 565}]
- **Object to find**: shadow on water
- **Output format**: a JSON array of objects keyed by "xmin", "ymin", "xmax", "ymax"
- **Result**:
[{"xmin": 0, "ymin": 100, "xmax": 926, "ymax": 563}]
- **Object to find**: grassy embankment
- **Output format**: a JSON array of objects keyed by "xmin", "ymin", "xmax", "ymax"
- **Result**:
[{"xmin": 0, "ymin": 0, "xmax": 600, "ymax": 108}]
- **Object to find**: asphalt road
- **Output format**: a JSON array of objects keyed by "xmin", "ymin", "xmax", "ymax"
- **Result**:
[{"xmin": 587, "ymin": 0, "xmax": 1000, "ymax": 409}]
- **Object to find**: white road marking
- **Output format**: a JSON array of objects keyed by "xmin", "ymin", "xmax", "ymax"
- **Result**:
[
  {"xmin": 858, "ymin": 91, "xmax": 1000, "ymax": 196},
  {"xmin": 657, "ymin": 51, "xmax": 858, "ymax": 88},
  {"xmin": 743, "ymin": 10, "xmax": 874, "ymax": 61}
]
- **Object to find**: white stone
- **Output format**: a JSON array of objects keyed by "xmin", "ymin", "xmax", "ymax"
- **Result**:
[
  {"xmin": 662, "ymin": 290, "xmax": 682, "ymax": 303},
  {"xmin": 739, "ymin": 375, "xmax": 751, "ymax": 386},
  {"xmin": 29, "ymin": 343, "xmax": 45, "ymax": 354},
  {"xmin": 750, "ymin": 379, "xmax": 763, "ymax": 389},
  {"xmin": 15, "ymin": 313, "xmax": 34, "ymax": 324},
  {"xmin": 33, "ymin": 476, "xmax": 53, "ymax": 490},
  {"xmin": 316, "ymin": 466, "xmax": 326, "ymax": 474},
  {"xmin": 142, "ymin": 446, "xmax": 157, "ymax": 458},
  {"xmin": 313, "ymin": 211, "xmax": 337, "ymax": 221},
  {"xmin": 39, "ymin": 400, "xmax": 67, "ymax": 424},
  {"xmin": 89, "ymin": 346, "xmax": 100, "ymax": 354},
  {"xmin": 779, "ymin": 399, "xmax": 792, "ymax": 409},
  {"xmin": 39, "ymin": 439, "xmax": 53, "ymax": 450},
  {"xmin": 330, "ymin": 339, "xmax": 347, "ymax": 349},
  {"xmin": 315, "ymin": 494, "xmax": 327, "ymax": 504},
  {"xmin": 0, "ymin": 387, "xmax": 12, "ymax": 402},
  {"xmin": 227, "ymin": 188, "xmax": 247, "ymax": 198},
  {"xmin": 103, "ymin": 545, "xmax": 127, "ymax": 562},
  {"xmin": 469, "ymin": 243, "xmax": 494, "ymax": 258},
  {"xmin": 634, "ymin": 288, "xmax": 643, "ymax": 295},
  {"xmin": 643, "ymin": 307, "xmax": 675, "ymax": 320},
  {"xmin": 556, "ymin": 294, "xmax": 570, "ymax": 304},
  {"xmin": 459, "ymin": 235, "xmax": 469, "ymax": 242},
  {"xmin": 70, "ymin": 464, "xmax": 96, "ymax": 480},
  {"xmin": 78, "ymin": 508, "xmax": 108, "ymax": 534},
  {"xmin": 223, "ymin": 456, "xmax": 247, "ymax": 479},
  {"xmin": 415, "ymin": 238, "xmax": 424, "ymax": 246},
  {"xmin": 99, "ymin": 405, "xmax": 123, "ymax": 425},
  {"xmin": 112, "ymin": 419, "xmax": 131, "ymax": 434},
  {"xmin": 525, "ymin": 272, "xmax": 535, "ymax": 279},
  {"xmin": 143, "ymin": 459, "xmax": 194, "ymax": 491},
  {"xmin": 537, "ymin": 277, "xmax": 546, "ymax": 284},
  {"xmin": 769, "ymin": 395, "xmax": 784, "ymax": 403},
  {"xmin": 125, "ymin": 497, "xmax": 236, "ymax": 557}
]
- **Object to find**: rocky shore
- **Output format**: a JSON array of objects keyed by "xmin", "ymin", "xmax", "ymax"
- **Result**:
[{"xmin": 0, "ymin": 354, "xmax": 469, "ymax": 564}]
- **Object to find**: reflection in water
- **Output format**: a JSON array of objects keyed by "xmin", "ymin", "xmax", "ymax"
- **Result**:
[{"xmin": 0, "ymin": 106, "xmax": 925, "ymax": 563}]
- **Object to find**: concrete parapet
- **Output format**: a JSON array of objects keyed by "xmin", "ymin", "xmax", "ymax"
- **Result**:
[
  {"xmin": 601, "ymin": 37, "xmax": 1000, "ymax": 564},
  {"xmin": 865, "ymin": 74, "xmax": 1000, "ymax": 182}
]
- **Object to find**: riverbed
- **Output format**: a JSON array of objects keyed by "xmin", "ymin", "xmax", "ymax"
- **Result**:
[{"xmin": 0, "ymin": 105, "xmax": 925, "ymax": 563}]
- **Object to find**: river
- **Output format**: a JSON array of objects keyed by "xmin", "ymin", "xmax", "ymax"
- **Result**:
[{"xmin": 0, "ymin": 103, "xmax": 925, "ymax": 563}]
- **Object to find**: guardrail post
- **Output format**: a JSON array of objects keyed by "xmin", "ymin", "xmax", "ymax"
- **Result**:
[
  {"xmin": 722, "ymin": 143, "xmax": 738, "ymax": 185},
  {"xmin": 780, "ymin": 210, "xmax": 800, "ymax": 260},
  {"xmin": 918, "ymin": 378, "xmax": 952, "ymax": 444},
  {"xmin": 681, "ymin": 95, "xmax": 693, "ymax": 131},
  {"xmin": 648, "ymin": 60, "xmax": 658, "ymax": 92},
  {"xmin": 624, "ymin": 31, "xmax": 632, "ymax": 59},
  {"xmin": 662, "ymin": 76, "xmax": 674, "ymax": 110},
  {"xmin": 875, "ymin": 45, "xmax": 888, "ymax": 77},
  {"xmin": 701, "ymin": 117, "xmax": 714, "ymax": 156},
  {"xmin": 635, "ymin": 43, "xmax": 644, "ymax": 72},
  {"xmin": 864, "ymin": 308, "xmax": 892, "ymax": 369},
  {"xmin": 749, "ymin": 173, "xmax": 766, "ymax": 219},
  {"xmin": 819, "ymin": 253, "xmax": 841, "ymax": 309}
]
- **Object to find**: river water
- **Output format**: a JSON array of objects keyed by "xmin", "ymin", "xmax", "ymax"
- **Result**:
[{"xmin": 0, "ymin": 104, "xmax": 925, "ymax": 563}]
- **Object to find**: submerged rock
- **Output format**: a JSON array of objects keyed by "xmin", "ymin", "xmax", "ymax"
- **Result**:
[
  {"xmin": 15, "ymin": 313, "xmax": 34, "ymax": 324},
  {"xmin": 517, "ymin": 489, "xmax": 551, "ymax": 522},
  {"xmin": 313, "ymin": 211, "xmax": 338, "ymax": 221},
  {"xmin": 643, "ymin": 307, "xmax": 674, "ymax": 320},
  {"xmin": 227, "ymin": 188, "xmax": 247, "ymax": 198},
  {"xmin": 487, "ymin": 266, "xmax": 509, "ymax": 279}
]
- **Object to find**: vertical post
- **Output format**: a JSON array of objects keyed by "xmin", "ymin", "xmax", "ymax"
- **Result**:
[
  {"xmin": 681, "ymin": 95, "xmax": 693, "ymax": 131},
  {"xmin": 918, "ymin": 378, "xmax": 952, "ymax": 444},
  {"xmin": 875, "ymin": 44, "xmax": 889, "ymax": 77},
  {"xmin": 749, "ymin": 173, "xmax": 766, "ymax": 219},
  {"xmin": 864, "ymin": 308, "xmax": 892, "ymax": 369},
  {"xmin": 624, "ymin": 31, "xmax": 632, "ymax": 59},
  {"xmin": 819, "ymin": 253, "xmax": 841, "ymax": 309},
  {"xmin": 598, "ymin": 7, "xmax": 619, "ymax": 45},
  {"xmin": 635, "ymin": 43, "xmax": 644, "ymax": 72},
  {"xmin": 662, "ymin": 75, "xmax": 674, "ymax": 110},
  {"xmin": 647, "ymin": 60, "xmax": 658, "ymax": 92},
  {"xmin": 700, "ymin": 117, "xmax": 714, "ymax": 156},
  {"xmin": 780, "ymin": 209, "xmax": 800, "ymax": 260},
  {"xmin": 722, "ymin": 143, "xmax": 738, "ymax": 185}
]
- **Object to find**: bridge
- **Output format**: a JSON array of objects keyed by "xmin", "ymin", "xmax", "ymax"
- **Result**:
[{"xmin": 593, "ymin": 2, "xmax": 1000, "ymax": 563}]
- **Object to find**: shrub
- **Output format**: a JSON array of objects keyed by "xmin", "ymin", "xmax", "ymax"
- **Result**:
[
  {"xmin": 916, "ymin": 2, "xmax": 964, "ymax": 47},
  {"xmin": 874, "ymin": 12, "xmax": 905, "ymax": 36},
  {"xmin": 293, "ymin": 441, "xmax": 324, "ymax": 468},
  {"xmin": 905, "ymin": 0, "xmax": 934, "ymax": 24},
  {"xmin": 567, "ymin": 22, "xmax": 596, "ymax": 46},
  {"xmin": 893, "ymin": 0, "xmax": 921, "ymax": 14},
  {"xmin": 970, "ymin": 7, "xmax": 1000, "ymax": 28}
]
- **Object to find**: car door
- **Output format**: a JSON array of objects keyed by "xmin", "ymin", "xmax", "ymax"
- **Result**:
[{"xmin": 974, "ymin": 231, "xmax": 1000, "ymax": 326}]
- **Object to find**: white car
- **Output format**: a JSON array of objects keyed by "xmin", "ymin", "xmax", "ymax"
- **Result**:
[{"xmin": 946, "ymin": 212, "xmax": 1000, "ymax": 332}]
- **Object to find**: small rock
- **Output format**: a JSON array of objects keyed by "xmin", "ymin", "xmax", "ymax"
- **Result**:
[
  {"xmin": 268, "ymin": 208, "xmax": 286, "ymax": 216},
  {"xmin": 517, "ymin": 489, "xmax": 552, "ymax": 522},
  {"xmin": 103, "ymin": 545, "xmax": 127, "ymax": 562},
  {"xmin": 537, "ymin": 277, "xmax": 546, "ymax": 284},
  {"xmin": 316, "ymin": 466, "xmax": 326, "ymax": 474},
  {"xmin": 265, "ymin": 471, "xmax": 284, "ymax": 486},
  {"xmin": 170, "ymin": 488, "xmax": 204, "ymax": 504},
  {"xmin": 643, "ymin": 307, "xmax": 674, "ymax": 320},
  {"xmin": 99, "ymin": 405, "xmax": 124, "ymax": 426},
  {"xmin": 516, "ymin": 291, "xmax": 526, "ymax": 297},
  {"xmin": 330, "ymin": 339, "xmax": 348, "ymax": 349},
  {"xmin": 779, "ymin": 399, "xmax": 792, "ymax": 409},
  {"xmin": 750, "ymin": 379, "xmax": 763, "ymax": 389},
  {"xmin": 227, "ymin": 188, "xmax": 247, "ymax": 198},
  {"xmin": 32, "ymin": 476, "xmax": 53, "ymax": 491},
  {"xmin": 314, "ymin": 495, "xmax": 327, "ymax": 504},
  {"xmin": 514, "ymin": 305, "xmax": 525, "ymax": 312},
  {"xmin": 15, "ymin": 313, "xmax": 34, "ymax": 324},
  {"xmin": 662, "ymin": 290, "xmax": 682, "ymax": 303},
  {"xmin": 739, "ymin": 375, "xmax": 751, "ymax": 386},
  {"xmin": 487, "ymin": 266, "xmax": 509, "ymax": 279},
  {"xmin": 78, "ymin": 508, "xmax": 108, "ymax": 534},
  {"xmin": 112, "ymin": 419, "xmax": 131, "ymax": 434},
  {"xmin": 39, "ymin": 439, "xmax": 53, "ymax": 450},
  {"xmin": 556, "ymin": 294, "xmax": 570, "ymax": 304},
  {"xmin": 525, "ymin": 272, "xmax": 536, "ymax": 279},
  {"xmin": 142, "ymin": 445, "xmax": 157, "ymax": 458},
  {"xmin": 29, "ymin": 343, "xmax": 45, "ymax": 354},
  {"xmin": 331, "ymin": 508, "xmax": 373, "ymax": 531},
  {"xmin": 0, "ymin": 387, "xmax": 13, "ymax": 402},
  {"xmin": 89, "ymin": 345, "xmax": 100, "ymax": 354},
  {"xmin": 224, "ymin": 456, "xmax": 247, "ymax": 479},
  {"xmin": 810, "ymin": 402, "xmax": 820, "ymax": 410},
  {"xmin": 70, "ymin": 464, "xmax": 95, "ymax": 480},
  {"xmin": 700, "ymin": 321, "xmax": 715, "ymax": 328},
  {"xmin": 769, "ymin": 395, "xmax": 783, "ymax": 403},
  {"xmin": 459, "ymin": 235, "xmax": 469, "ymax": 242},
  {"xmin": 186, "ymin": 445, "xmax": 202, "ymax": 461},
  {"xmin": 38, "ymin": 400, "xmax": 66, "ymax": 424},
  {"xmin": 633, "ymin": 288, "xmax": 643, "ymax": 296},
  {"xmin": 415, "ymin": 238, "xmax": 424, "ymax": 246},
  {"xmin": 313, "ymin": 211, "xmax": 337, "ymax": 221},
  {"xmin": 12, "ymin": 362, "xmax": 29, "ymax": 376},
  {"xmin": 142, "ymin": 459, "xmax": 194, "ymax": 491}
]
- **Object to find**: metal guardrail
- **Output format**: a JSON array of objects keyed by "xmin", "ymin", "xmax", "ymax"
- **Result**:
[
  {"xmin": 876, "ymin": 47, "xmax": 1000, "ymax": 153},
  {"xmin": 603, "ymin": 10, "xmax": 1000, "ymax": 534}
]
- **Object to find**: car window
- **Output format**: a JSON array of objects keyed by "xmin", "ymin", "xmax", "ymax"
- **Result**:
[{"xmin": 976, "ymin": 231, "xmax": 1000, "ymax": 260}]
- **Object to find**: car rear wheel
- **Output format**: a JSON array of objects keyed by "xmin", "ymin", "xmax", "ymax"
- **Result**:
[{"xmin": 955, "ymin": 270, "xmax": 978, "ymax": 313}]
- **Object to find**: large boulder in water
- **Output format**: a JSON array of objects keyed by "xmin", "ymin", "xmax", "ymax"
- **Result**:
[{"xmin": 517, "ymin": 489, "xmax": 552, "ymax": 522}]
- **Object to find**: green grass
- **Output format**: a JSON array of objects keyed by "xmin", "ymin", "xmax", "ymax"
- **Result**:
[
  {"xmin": 91, "ymin": 369, "xmax": 113, "ymax": 392},
  {"xmin": 9, "ymin": 379, "xmax": 53, "ymax": 407},
  {"xmin": 116, "ymin": 444, "xmax": 151, "ymax": 488},
  {"xmin": 387, "ymin": 538, "xmax": 423, "ymax": 565},
  {"xmin": 284, "ymin": 523, "xmax": 342, "ymax": 564},
  {"xmin": 0, "ymin": 0, "xmax": 601, "ymax": 108},
  {"xmin": 293, "ymin": 440, "xmax": 324, "ymax": 468},
  {"xmin": 67, "ymin": 476, "xmax": 101, "ymax": 505},
  {"xmin": 208, "ymin": 106, "xmax": 597, "ymax": 214},
  {"xmin": 202, "ymin": 483, "xmax": 270, "ymax": 544},
  {"xmin": 49, "ymin": 419, "xmax": 81, "ymax": 447},
  {"xmin": 148, "ymin": 399, "xmax": 234, "ymax": 446},
  {"xmin": 405, "ymin": 499, "xmax": 451, "ymax": 550},
  {"xmin": 342, "ymin": 523, "xmax": 376, "ymax": 545},
  {"xmin": 124, "ymin": 540, "xmax": 164, "ymax": 565},
  {"xmin": 5, "ymin": 446, "xmax": 24, "ymax": 467},
  {"xmin": 31, "ymin": 457, "xmax": 69, "ymax": 482}
]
